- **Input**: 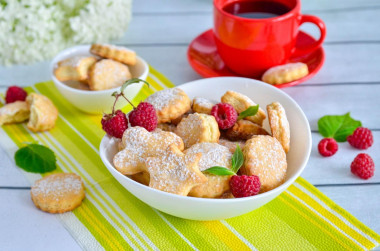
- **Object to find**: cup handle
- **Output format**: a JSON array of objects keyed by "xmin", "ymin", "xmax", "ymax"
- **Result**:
[{"xmin": 294, "ymin": 15, "xmax": 326, "ymax": 55}]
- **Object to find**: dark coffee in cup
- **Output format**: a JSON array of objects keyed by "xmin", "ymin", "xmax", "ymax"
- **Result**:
[{"xmin": 222, "ymin": 1, "xmax": 290, "ymax": 19}]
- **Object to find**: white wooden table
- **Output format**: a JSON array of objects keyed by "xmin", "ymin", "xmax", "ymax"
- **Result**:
[{"xmin": 0, "ymin": 0, "xmax": 379, "ymax": 250}]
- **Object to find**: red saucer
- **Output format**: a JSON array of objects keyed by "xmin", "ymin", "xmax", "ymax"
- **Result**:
[{"xmin": 187, "ymin": 29, "xmax": 325, "ymax": 88}]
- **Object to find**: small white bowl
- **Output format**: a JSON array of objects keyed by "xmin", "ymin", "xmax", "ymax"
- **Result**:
[
  {"xmin": 50, "ymin": 45, "xmax": 149, "ymax": 114},
  {"xmin": 99, "ymin": 77, "xmax": 312, "ymax": 221}
]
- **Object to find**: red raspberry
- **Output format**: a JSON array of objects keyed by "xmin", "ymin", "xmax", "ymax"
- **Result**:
[
  {"xmin": 351, "ymin": 153, "xmax": 375, "ymax": 179},
  {"xmin": 347, "ymin": 127, "xmax": 374, "ymax": 150},
  {"xmin": 101, "ymin": 110, "xmax": 128, "ymax": 138},
  {"xmin": 229, "ymin": 175, "xmax": 261, "ymax": 198},
  {"xmin": 318, "ymin": 138, "xmax": 338, "ymax": 157},
  {"xmin": 129, "ymin": 102, "xmax": 157, "ymax": 132},
  {"xmin": 5, "ymin": 86, "xmax": 27, "ymax": 104},
  {"xmin": 211, "ymin": 103, "xmax": 238, "ymax": 129}
]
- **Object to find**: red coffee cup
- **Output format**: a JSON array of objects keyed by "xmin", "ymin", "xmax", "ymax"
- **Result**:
[{"xmin": 213, "ymin": 0, "xmax": 326, "ymax": 78}]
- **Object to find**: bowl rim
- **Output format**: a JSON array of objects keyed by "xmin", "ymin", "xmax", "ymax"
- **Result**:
[
  {"xmin": 99, "ymin": 76, "xmax": 312, "ymax": 204},
  {"xmin": 50, "ymin": 44, "xmax": 149, "ymax": 95}
]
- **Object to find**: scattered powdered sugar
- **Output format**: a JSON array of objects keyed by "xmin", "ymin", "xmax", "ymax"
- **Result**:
[
  {"xmin": 114, "ymin": 127, "xmax": 184, "ymax": 172},
  {"xmin": 244, "ymin": 136, "xmax": 287, "ymax": 187},
  {"xmin": 93, "ymin": 59, "xmax": 129, "ymax": 82},
  {"xmin": 145, "ymin": 88, "xmax": 184, "ymax": 111},
  {"xmin": 147, "ymin": 150, "xmax": 202, "ymax": 195},
  {"xmin": 185, "ymin": 142, "xmax": 231, "ymax": 171},
  {"xmin": 32, "ymin": 174, "xmax": 83, "ymax": 198},
  {"xmin": 175, "ymin": 113, "xmax": 204, "ymax": 148},
  {"xmin": 59, "ymin": 56, "xmax": 88, "ymax": 67},
  {"xmin": 193, "ymin": 97, "xmax": 214, "ymax": 109}
]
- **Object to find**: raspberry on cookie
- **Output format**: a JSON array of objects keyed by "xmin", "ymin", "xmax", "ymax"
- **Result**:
[
  {"xmin": 221, "ymin": 90, "xmax": 266, "ymax": 126},
  {"xmin": 241, "ymin": 135, "xmax": 287, "ymax": 192}
]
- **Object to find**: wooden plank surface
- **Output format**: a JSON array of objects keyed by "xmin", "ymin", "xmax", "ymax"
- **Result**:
[{"xmin": 0, "ymin": 0, "xmax": 379, "ymax": 249}]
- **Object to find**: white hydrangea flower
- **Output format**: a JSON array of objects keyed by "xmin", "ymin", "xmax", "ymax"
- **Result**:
[{"xmin": 0, "ymin": 0, "xmax": 132, "ymax": 65}]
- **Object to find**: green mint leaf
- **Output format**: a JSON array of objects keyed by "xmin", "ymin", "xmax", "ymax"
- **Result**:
[
  {"xmin": 238, "ymin": 105, "xmax": 259, "ymax": 120},
  {"xmin": 203, "ymin": 166, "xmax": 235, "ymax": 176},
  {"xmin": 231, "ymin": 144, "xmax": 244, "ymax": 173},
  {"xmin": 14, "ymin": 144, "xmax": 57, "ymax": 173},
  {"xmin": 318, "ymin": 113, "xmax": 362, "ymax": 142},
  {"xmin": 120, "ymin": 78, "xmax": 150, "ymax": 93}
]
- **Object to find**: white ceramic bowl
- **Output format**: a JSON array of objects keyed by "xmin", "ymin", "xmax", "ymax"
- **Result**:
[
  {"xmin": 51, "ymin": 45, "xmax": 149, "ymax": 114},
  {"xmin": 99, "ymin": 77, "xmax": 312, "ymax": 221}
]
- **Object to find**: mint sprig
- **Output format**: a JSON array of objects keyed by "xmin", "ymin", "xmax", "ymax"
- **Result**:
[
  {"xmin": 238, "ymin": 105, "xmax": 259, "ymax": 120},
  {"xmin": 203, "ymin": 166, "xmax": 236, "ymax": 176},
  {"xmin": 318, "ymin": 113, "xmax": 362, "ymax": 142},
  {"xmin": 14, "ymin": 144, "xmax": 57, "ymax": 173},
  {"xmin": 203, "ymin": 145, "xmax": 244, "ymax": 176}
]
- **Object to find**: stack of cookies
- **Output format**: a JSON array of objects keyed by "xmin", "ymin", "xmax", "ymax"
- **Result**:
[
  {"xmin": 111, "ymin": 87, "xmax": 291, "ymax": 199},
  {"xmin": 54, "ymin": 44, "xmax": 136, "ymax": 91}
]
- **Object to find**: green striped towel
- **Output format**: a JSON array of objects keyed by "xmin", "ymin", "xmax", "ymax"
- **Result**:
[{"xmin": 1, "ymin": 66, "xmax": 379, "ymax": 250}]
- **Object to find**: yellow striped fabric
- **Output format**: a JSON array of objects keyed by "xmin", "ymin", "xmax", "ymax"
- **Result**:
[{"xmin": 1, "ymin": 66, "xmax": 379, "ymax": 250}]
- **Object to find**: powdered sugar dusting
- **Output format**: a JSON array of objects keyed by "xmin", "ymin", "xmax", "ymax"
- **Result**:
[
  {"xmin": 114, "ymin": 127, "xmax": 184, "ymax": 174},
  {"xmin": 146, "ymin": 149, "xmax": 204, "ymax": 195},
  {"xmin": 243, "ymin": 136, "xmax": 287, "ymax": 191},
  {"xmin": 31, "ymin": 174, "xmax": 83, "ymax": 198},
  {"xmin": 185, "ymin": 142, "xmax": 231, "ymax": 171},
  {"xmin": 145, "ymin": 88, "xmax": 184, "ymax": 111},
  {"xmin": 59, "ymin": 56, "xmax": 88, "ymax": 67}
]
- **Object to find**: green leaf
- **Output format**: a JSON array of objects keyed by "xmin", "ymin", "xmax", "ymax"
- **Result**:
[
  {"xmin": 318, "ymin": 113, "xmax": 362, "ymax": 142},
  {"xmin": 203, "ymin": 166, "xmax": 235, "ymax": 176},
  {"xmin": 14, "ymin": 144, "xmax": 57, "ymax": 173},
  {"xmin": 231, "ymin": 144, "xmax": 244, "ymax": 173},
  {"xmin": 120, "ymin": 78, "xmax": 150, "ymax": 93},
  {"xmin": 238, "ymin": 105, "xmax": 259, "ymax": 120}
]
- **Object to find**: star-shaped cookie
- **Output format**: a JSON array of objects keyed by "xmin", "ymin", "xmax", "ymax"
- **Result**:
[
  {"xmin": 113, "ymin": 126, "xmax": 184, "ymax": 175},
  {"xmin": 145, "ymin": 144, "xmax": 207, "ymax": 196}
]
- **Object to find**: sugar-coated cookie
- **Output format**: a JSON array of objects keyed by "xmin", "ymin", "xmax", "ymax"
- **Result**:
[
  {"xmin": 145, "ymin": 144, "xmax": 207, "ymax": 196},
  {"xmin": 26, "ymin": 93, "xmax": 58, "ymax": 132},
  {"xmin": 185, "ymin": 143, "xmax": 232, "ymax": 198},
  {"xmin": 0, "ymin": 101, "xmax": 30, "ymax": 126},
  {"xmin": 114, "ymin": 127, "xmax": 184, "ymax": 175},
  {"xmin": 241, "ymin": 135, "xmax": 287, "ymax": 192},
  {"xmin": 88, "ymin": 59, "xmax": 132, "ymax": 91},
  {"xmin": 175, "ymin": 113, "xmax": 220, "ymax": 149},
  {"xmin": 218, "ymin": 138, "xmax": 246, "ymax": 154},
  {"xmin": 31, "ymin": 173, "xmax": 85, "ymax": 213},
  {"xmin": 90, "ymin": 44, "xmax": 137, "ymax": 66},
  {"xmin": 145, "ymin": 88, "xmax": 191, "ymax": 123},
  {"xmin": 262, "ymin": 62, "xmax": 308, "ymax": 85},
  {"xmin": 221, "ymin": 90, "xmax": 266, "ymax": 126},
  {"xmin": 192, "ymin": 97, "xmax": 215, "ymax": 115},
  {"xmin": 267, "ymin": 102, "xmax": 290, "ymax": 153},
  {"xmin": 54, "ymin": 56, "xmax": 97, "ymax": 82},
  {"xmin": 225, "ymin": 119, "xmax": 269, "ymax": 141}
]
